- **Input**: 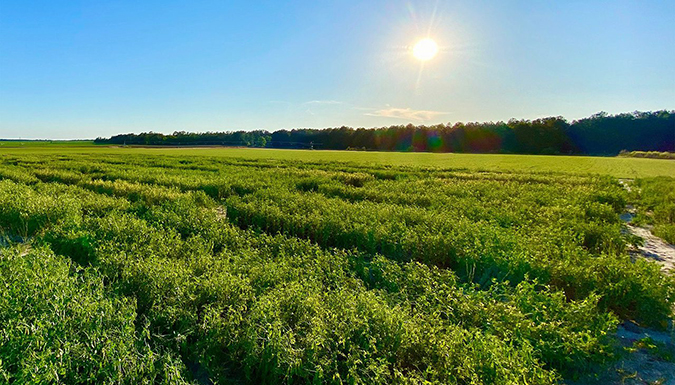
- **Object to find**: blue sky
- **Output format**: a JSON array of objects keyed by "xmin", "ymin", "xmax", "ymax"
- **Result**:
[{"xmin": 1, "ymin": 1, "xmax": 673, "ymax": 139}]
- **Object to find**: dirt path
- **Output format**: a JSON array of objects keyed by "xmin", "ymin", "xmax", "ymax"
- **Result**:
[
  {"xmin": 626, "ymin": 224, "xmax": 675, "ymax": 273},
  {"xmin": 618, "ymin": 186, "xmax": 675, "ymax": 274},
  {"xmin": 568, "ymin": 324, "xmax": 675, "ymax": 385},
  {"xmin": 597, "ymin": 321, "xmax": 675, "ymax": 385},
  {"xmin": 602, "ymin": 180, "xmax": 675, "ymax": 384},
  {"xmin": 567, "ymin": 181, "xmax": 675, "ymax": 384}
]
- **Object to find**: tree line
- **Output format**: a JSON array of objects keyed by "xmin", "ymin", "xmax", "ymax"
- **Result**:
[{"xmin": 95, "ymin": 110, "xmax": 674, "ymax": 155}]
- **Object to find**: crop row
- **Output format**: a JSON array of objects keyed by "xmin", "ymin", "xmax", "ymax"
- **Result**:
[
  {"xmin": 0, "ymin": 177, "xmax": 615, "ymax": 384},
  {"xmin": 3, "ymin": 153, "xmax": 661, "ymax": 324},
  {"xmin": 0, "ymin": 152, "xmax": 673, "ymax": 384}
]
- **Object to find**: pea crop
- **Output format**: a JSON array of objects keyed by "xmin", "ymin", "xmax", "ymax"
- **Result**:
[{"xmin": 0, "ymin": 150, "xmax": 673, "ymax": 384}]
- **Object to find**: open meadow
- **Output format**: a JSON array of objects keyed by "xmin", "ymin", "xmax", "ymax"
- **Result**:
[
  {"xmin": 2, "ymin": 142, "xmax": 674, "ymax": 177},
  {"xmin": 1, "ymin": 145, "xmax": 674, "ymax": 384}
]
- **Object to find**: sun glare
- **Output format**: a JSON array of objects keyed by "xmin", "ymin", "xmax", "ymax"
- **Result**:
[{"xmin": 412, "ymin": 38, "xmax": 438, "ymax": 61}]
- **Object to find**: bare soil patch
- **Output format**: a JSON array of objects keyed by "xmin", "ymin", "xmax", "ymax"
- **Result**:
[
  {"xmin": 626, "ymin": 225, "xmax": 675, "ymax": 273},
  {"xmin": 568, "ymin": 181, "xmax": 675, "ymax": 384}
]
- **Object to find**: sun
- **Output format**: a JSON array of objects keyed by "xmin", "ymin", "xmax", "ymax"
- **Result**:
[{"xmin": 412, "ymin": 38, "xmax": 438, "ymax": 61}]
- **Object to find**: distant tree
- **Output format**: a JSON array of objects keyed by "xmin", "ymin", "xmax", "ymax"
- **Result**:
[{"xmin": 94, "ymin": 110, "xmax": 675, "ymax": 155}]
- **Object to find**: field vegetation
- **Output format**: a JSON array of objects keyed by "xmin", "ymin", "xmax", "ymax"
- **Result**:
[
  {"xmin": 0, "ymin": 148, "xmax": 673, "ymax": 384},
  {"xmin": 619, "ymin": 150, "xmax": 675, "ymax": 160},
  {"xmin": 630, "ymin": 177, "xmax": 675, "ymax": 244},
  {"xmin": 3, "ymin": 145, "xmax": 675, "ymax": 178}
]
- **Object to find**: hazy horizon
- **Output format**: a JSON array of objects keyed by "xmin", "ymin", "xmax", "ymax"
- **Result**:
[
  {"xmin": 1, "ymin": 108, "xmax": 673, "ymax": 141},
  {"xmin": 1, "ymin": 1, "xmax": 673, "ymax": 140}
]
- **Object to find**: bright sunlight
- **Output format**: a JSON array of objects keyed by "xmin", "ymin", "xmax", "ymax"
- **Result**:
[{"xmin": 412, "ymin": 38, "xmax": 439, "ymax": 61}]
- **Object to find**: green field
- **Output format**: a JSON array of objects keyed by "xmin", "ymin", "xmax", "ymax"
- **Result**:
[
  {"xmin": 3, "ymin": 143, "xmax": 675, "ymax": 178},
  {"xmin": 0, "ymin": 140, "xmax": 95, "ymax": 147},
  {"xmin": 0, "ymin": 146, "xmax": 674, "ymax": 384}
]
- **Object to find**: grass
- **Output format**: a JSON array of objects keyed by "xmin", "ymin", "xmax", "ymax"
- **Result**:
[
  {"xmin": 0, "ymin": 140, "xmax": 94, "ymax": 147},
  {"xmin": 0, "ymin": 143, "xmax": 673, "ymax": 178}
]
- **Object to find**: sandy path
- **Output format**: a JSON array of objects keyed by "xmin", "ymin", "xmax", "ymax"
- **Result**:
[
  {"xmin": 626, "ymin": 225, "xmax": 675, "ymax": 273},
  {"xmin": 618, "ymin": 181, "xmax": 675, "ymax": 273},
  {"xmin": 566, "ymin": 181, "xmax": 675, "ymax": 384}
]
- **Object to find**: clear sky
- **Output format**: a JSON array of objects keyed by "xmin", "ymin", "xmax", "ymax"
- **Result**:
[{"xmin": 1, "ymin": 0, "xmax": 673, "ymax": 139}]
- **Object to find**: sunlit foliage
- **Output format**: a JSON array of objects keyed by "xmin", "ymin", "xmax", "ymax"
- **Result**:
[{"xmin": 0, "ymin": 151, "xmax": 672, "ymax": 384}]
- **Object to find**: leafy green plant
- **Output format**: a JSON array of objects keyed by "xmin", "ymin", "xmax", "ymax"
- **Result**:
[
  {"xmin": 0, "ymin": 246, "xmax": 192, "ymax": 384},
  {"xmin": 0, "ymin": 150, "xmax": 672, "ymax": 384}
]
